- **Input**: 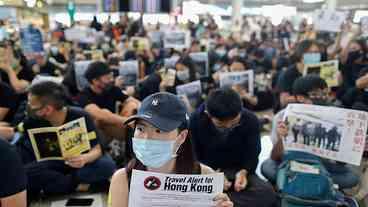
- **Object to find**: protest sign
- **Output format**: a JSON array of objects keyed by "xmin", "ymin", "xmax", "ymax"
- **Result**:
[
  {"xmin": 159, "ymin": 68, "xmax": 177, "ymax": 87},
  {"xmin": 65, "ymin": 27, "xmax": 100, "ymax": 44},
  {"xmin": 313, "ymin": 10, "xmax": 347, "ymax": 32},
  {"xmin": 303, "ymin": 60, "xmax": 339, "ymax": 88},
  {"xmin": 164, "ymin": 30, "xmax": 191, "ymax": 50},
  {"xmin": 361, "ymin": 16, "xmax": 368, "ymax": 37},
  {"xmin": 128, "ymin": 170, "xmax": 224, "ymax": 207},
  {"xmin": 119, "ymin": 60, "xmax": 139, "ymax": 86},
  {"xmin": 283, "ymin": 104, "xmax": 368, "ymax": 165},
  {"xmin": 130, "ymin": 37, "xmax": 151, "ymax": 51},
  {"xmin": 31, "ymin": 75, "xmax": 63, "ymax": 86},
  {"xmin": 74, "ymin": 60, "xmax": 92, "ymax": 91},
  {"xmin": 28, "ymin": 118, "xmax": 93, "ymax": 162},
  {"xmin": 189, "ymin": 52, "xmax": 209, "ymax": 78},
  {"xmin": 219, "ymin": 70, "xmax": 254, "ymax": 96},
  {"xmin": 176, "ymin": 80, "xmax": 202, "ymax": 108},
  {"xmin": 20, "ymin": 26, "xmax": 43, "ymax": 55}
]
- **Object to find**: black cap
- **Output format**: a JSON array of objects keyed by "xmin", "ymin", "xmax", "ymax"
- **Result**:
[
  {"xmin": 292, "ymin": 75, "xmax": 327, "ymax": 96},
  {"xmin": 124, "ymin": 92, "xmax": 188, "ymax": 132},
  {"xmin": 84, "ymin": 61, "xmax": 111, "ymax": 83}
]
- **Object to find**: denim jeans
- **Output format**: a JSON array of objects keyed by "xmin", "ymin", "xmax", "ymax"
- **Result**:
[{"xmin": 26, "ymin": 154, "xmax": 116, "ymax": 197}]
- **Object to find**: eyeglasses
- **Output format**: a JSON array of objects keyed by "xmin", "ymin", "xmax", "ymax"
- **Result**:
[{"xmin": 307, "ymin": 92, "xmax": 328, "ymax": 99}]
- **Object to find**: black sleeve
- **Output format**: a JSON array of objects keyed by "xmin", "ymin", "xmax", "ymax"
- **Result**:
[
  {"xmin": 113, "ymin": 87, "xmax": 129, "ymax": 103},
  {"xmin": 0, "ymin": 82, "xmax": 17, "ymax": 109},
  {"xmin": 0, "ymin": 139, "xmax": 27, "ymax": 198},
  {"xmin": 78, "ymin": 93, "xmax": 92, "ymax": 108},
  {"xmin": 243, "ymin": 114, "xmax": 261, "ymax": 174},
  {"xmin": 83, "ymin": 113, "xmax": 102, "ymax": 148}
]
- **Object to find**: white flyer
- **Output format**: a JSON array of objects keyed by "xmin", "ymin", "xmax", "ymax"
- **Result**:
[
  {"xmin": 313, "ymin": 10, "xmax": 347, "ymax": 32},
  {"xmin": 164, "ymin": 30, "xmax": 191, "ymax": 50},
  {"xmin": 74, "ymin": 60, "xmax": 92, "ymax": 91},
  {"xmin": 219, "ymin": 70, "xmax": 254, "ymax": 96},
  {"xmin": 283, "ymin": 104, "xmax": 368, "ymax": 165},
  {"xmin": 176, "ymin": 80, "xmax": 202, "ymax": 108},
  {"xmin": 119, "ymin": 60, "xmax": 139, "ymax": 86},
  {"xmin": 128, "ymin": 170, "xmax": 224, "ymax": 207},
  {"xmin": 189, "ymin": 52, "xmax": 209, "ymax": 78}
]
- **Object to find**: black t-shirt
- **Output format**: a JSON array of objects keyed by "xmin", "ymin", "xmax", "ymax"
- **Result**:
[
  {"xmin": 0, "ymin": 82, "xmax": 18, "ymax": 123},
  {"xmin": 78, "ymin": 86, "xmax": 129, "ymax": 113},
  {"xmin": 0, "ymin": 139, "xmax": 27, "ymax": 198},
  {"xmin": 277, "ymin": 64, "xmax": 302, "ymax": 94},
  {"xmin": 19, "ymin": 107, "xmax": 101, "ymax": 163}
]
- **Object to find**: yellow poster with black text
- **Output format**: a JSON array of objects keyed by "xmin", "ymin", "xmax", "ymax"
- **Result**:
[
  {"xmin": 28, "ymin": 118, "xmax": 91, "ymax": 162},
  {"xmin": 303, "ymin": 60, "xmax": 339, "ymax": 88}
]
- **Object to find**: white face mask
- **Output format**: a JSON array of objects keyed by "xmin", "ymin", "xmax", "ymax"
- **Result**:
[
  {"xmin": 132, "ymin": 138, "xmax": 179, "ymax": 168},
  {"xmin": 176, "ymin": 69, "xmax": 190, "ymax": 82}
]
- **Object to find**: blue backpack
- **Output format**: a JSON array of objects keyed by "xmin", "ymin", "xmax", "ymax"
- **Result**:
[{"xmin": 277, "ymin": 151, "xmax": 349, "ymax": 207}]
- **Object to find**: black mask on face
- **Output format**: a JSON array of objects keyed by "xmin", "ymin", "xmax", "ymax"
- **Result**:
[
  {"xmin": 26, "ymin": 104, "xmax": 45, "ymax": 120},
  {"xmin": 347, "ymin": 50, "xmax": 364, "ymax": 64}
]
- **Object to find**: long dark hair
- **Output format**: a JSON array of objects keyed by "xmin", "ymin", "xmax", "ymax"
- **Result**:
[{"xmin": 125, "ymin": 122, "xmax": 201, "ymax": 185}]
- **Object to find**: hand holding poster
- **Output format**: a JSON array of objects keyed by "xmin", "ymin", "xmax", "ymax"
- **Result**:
[
  {"xmin": 159, "ymin": 68, "xmax": 177, "ymax": 87},
  {"xmin": 176, "ymin": 80, "xmax": 202, "ymax": 108},
  {"xmin": 128, "ymin": 170, "xmax": 224, "ymax": 207},
  {"xmin": 313, "ymin": 10, "xmax": 347, "ymax": 32},
  {"xmin": 74, "ymin": 60, "xmax": 92, "ymax": 91},
  {"xmin": 219, "ymin": 70, "xmax": 254, "ymax": 96},
  {"xmin": 119, "ymin": 60, "xmax": 139, "ymax": 86},
  {"xmin": 283, "ymin": 104, "xmax": 368, "ymax": 165},
  {"xmin": 189, "ymin": 52, "xmax": 209, "ymax": 78},
  {"xmin": 303, "ymin": 60, "xmax": 339, "ymax": 88},
  {"xmin": 164, "ymin": 30, "xmax": 191, "ymax": 50},
  {"xmin": 28, "ymin": 118, "xmax": 92, "ymax": 161}
]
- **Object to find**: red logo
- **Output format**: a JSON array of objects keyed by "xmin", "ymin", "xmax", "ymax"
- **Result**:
[{"xmin": 144, "ymin": 176, "xmax": 161, "ymax": 191}]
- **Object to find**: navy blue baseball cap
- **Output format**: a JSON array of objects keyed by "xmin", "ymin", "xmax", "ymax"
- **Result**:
[{"xmin": 124, "ymin": 92, "xmax": 189, "ymax": 132}]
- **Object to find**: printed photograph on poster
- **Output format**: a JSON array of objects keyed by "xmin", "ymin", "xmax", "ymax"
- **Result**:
[
  {"xmin": 20, "ymin": 26, "xmax": 44, "ymax": 55},
  {"xmin": 130, "ymin": 37, "xmax": 151, "ymax": 51},
  {"xmin": 303, "ymin": 60, "xmax": 339, "ymax": 87},
  {"xmin": 283, "ymin": 104, "xmax": 368, "ymax": 165},
  {"xmin": 164, "ymin": 30, "xmax": 191, "ymax": 50},
  {"xmin": 28, "ymin": 118, "xmax": 91, "ymax": 162},
  {"xmin": 159, "ymin": 68, "xmax": 177, "ymax": 87},
  {"xmin": 74, "ymin": 60, "xmax": 92, "ymax": 91},
  {"xmin": 189, "ymin": 52, "xmax": 209, "ymax": 78},
  {"xmin": 176, "ymin": 80, "xmax": 202, "ymax": 109},
  {"xmin": 219, "ymin": 70, "xmax": 254, "ymax": 96},
  {"xmin": 128, "ymin": 170, "xmax": 224, "ymax": 207},
  {"xmin": 119, "ymin": 60, "xmax": 139, "ymax": 86}
]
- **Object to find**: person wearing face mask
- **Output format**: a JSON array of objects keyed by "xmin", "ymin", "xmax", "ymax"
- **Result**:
[
  {"xmin": 15, "ymin": 81, "xmax": 116, "ymax": 200},
  {"xmin": 109, "ymin": 92, "xmax": 233, "ymax": 207},
  {"xmin": 261, "ymin": 75, "xmax": 359, "ymax": 190},
  {"xmin": 337, "ymin": 39, "xmax": 368, "ymax": 101},
  {"xmin": 189, "ymin": 88, "xmax": 278, "ymax": 207},
  {"xmin": 78, "ymin": 61, "xmax": 140, "ymax": 143},
  {"xmin": 276, "ymin": 39, "xmax": 322, "ymax": 110}
]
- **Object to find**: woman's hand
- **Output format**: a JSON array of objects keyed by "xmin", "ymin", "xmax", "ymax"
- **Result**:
[{"xmin": 214, "ymin": 193, "xmax": 233, "ymax": 207}]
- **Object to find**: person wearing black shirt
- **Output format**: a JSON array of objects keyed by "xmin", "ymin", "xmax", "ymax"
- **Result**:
[
  {"xmin": 0, "ymin": 81, "xmax": 18, "ymax": 123},
  {"xmin": 277, "ymin": 39, "xmax": 321, "ymax": 108},
  {"xmin": 0, "ymin": 138, "xmax": 27, "ymax": 207},
  {"xmin": 78, "ymin": 61, "xmax": 140, "ymax": 141},
  {"xmin": 189, "ymin": 88, "xmax": 277, "ymax": 207},
  {"xmin": 16, "ymin": 81, "xmax": 116, "ymax": 199}
]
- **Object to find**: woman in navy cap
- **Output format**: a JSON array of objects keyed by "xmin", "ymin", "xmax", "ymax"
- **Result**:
[{"xmin": 109, "ymin": 92, "xmax": 233, "ymax": 207}]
